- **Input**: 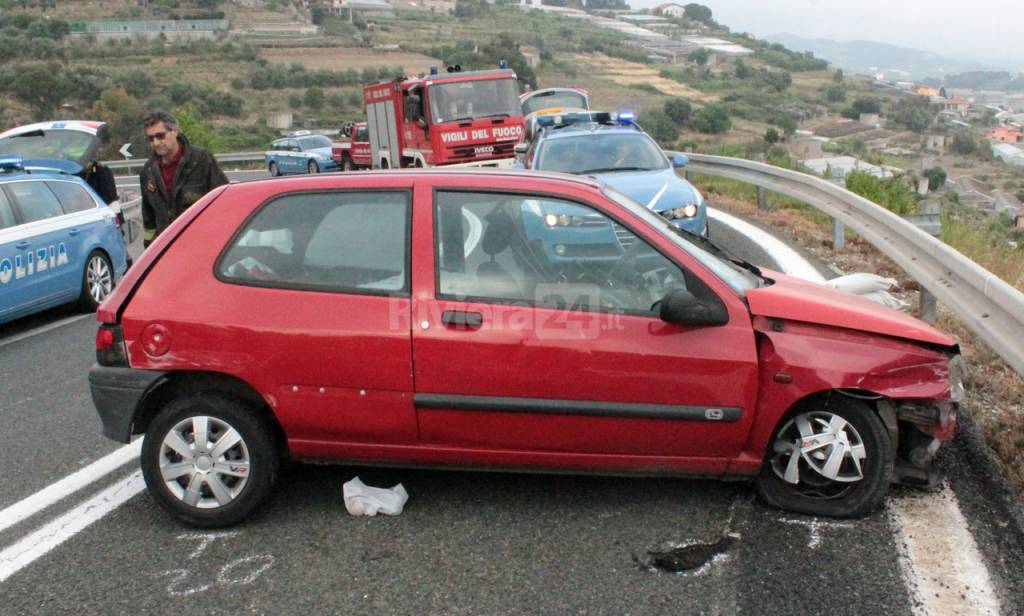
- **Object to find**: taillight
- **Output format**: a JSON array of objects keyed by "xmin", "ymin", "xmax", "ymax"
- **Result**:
[{"xmin": 96, "ymin": 323, "xmax": 129, "ymax": 367}]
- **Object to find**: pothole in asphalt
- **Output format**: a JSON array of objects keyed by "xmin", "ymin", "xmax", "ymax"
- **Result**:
[{"xmin": 633, "ymin": 533, "xmax": 740, "ymax": 574}]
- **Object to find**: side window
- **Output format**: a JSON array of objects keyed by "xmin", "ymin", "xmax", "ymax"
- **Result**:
[
  {"xmin": 285, "ymin": 140, "xmax": 299, "ymax": 152},
  {"xmin": 48, "ymin": 181, "xmax": 98, "ymax": 214},
  {"xmin": 218, "ymin": 191, "xmax": 409, "ymax": 294},
  {"xmin": 355, "ymin": 126, "xmax": 369, "ymax": 142},
  {"xmin": 271, "ymin": 140, "xmax": 285, "ymax": 151},
  {"xmin": 5, "ymin": 181, "xmax": 65, "ymax": 224},
  {"xmin": 435, "ymin": 191, "xmax": 698, "ymax": 313},
  {"xmin": 0, "ymin": 189, "xmax": 16, "ymax": 230}
]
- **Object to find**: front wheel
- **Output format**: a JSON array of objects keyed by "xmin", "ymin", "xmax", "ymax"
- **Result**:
[
  {"xmin": 756, "ymin": 396, "xmax": 894, "ymax": 518},
  {"xmin": 307, "ymin": 160, "xmax": 319, "ymax": 174},
  {"xmin": 141, "ymin": 395, "xmax": 280, "ymax": 527},
  {"xmin": 77, "ymin": 250, "xmax": 113, "ymax": 312},
  {"xmin": 269, "ymin": 161, "xmax": 279, "ymax": 177}
]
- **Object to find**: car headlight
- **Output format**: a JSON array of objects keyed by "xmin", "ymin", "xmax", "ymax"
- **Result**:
[
  {"xmin": 948, "ymin": 354, "xmax": 967, "ymax": 402},
  {"xmin": 663, "ymin": 204, "xmax": 699, "ymax": 219},
  {"xmin": 543, "ymin": 213, "xmax": 581, "ymax": 227}
]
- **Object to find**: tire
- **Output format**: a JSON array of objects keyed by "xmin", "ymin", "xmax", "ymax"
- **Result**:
[
  {"xmin": 269, "ymin": 161, "xmax": 279, "ymax": 177},
  {"xmin": 141, "ymin": 395, "xmax": 280, "ymax": 528},
  {"xmin": 380, "ymin": 158, "xmax": 389, "ymax": 169},
  {"xmin": 342, "ymin": 157, "xmax": 354, "ymax": 172},
  {"xmin": 756, "ymin": 395, "xmax": 894, "ymax": 518},
  {"xmin": 307, "ymin": 160, "xmax": 319, "ymax": 174},
  {"xmin": 77, "ymin": 250, "xmax": 113, "ymax": 312}
]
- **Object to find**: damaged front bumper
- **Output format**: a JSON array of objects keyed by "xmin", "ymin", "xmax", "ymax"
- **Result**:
[{"xmin": 884, "ymin": 399, "xmax": 958, "ymax": 488}]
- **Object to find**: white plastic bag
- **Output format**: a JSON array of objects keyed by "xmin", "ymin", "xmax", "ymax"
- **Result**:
[
  {"xmin": 343, "ymin": 476, "xmax": 409, "ymax": 516},
  {"xmin": 826, "ymin": 273, "xmax": 909, "ymax": 310}
]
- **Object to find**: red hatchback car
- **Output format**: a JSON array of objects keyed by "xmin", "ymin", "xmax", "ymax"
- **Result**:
[{"xmin": 89, "ymin": 170, "xmax": 964, "ymax": 527}]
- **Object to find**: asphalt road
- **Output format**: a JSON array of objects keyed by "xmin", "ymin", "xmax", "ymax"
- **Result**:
[{"xmin": 0, "ymin": 201, "xmax": 1021, "ymax": 615}]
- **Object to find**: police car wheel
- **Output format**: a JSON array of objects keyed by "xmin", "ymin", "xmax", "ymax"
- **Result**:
[
  {"xmin": 269, "ymin": 162, "xmax": 279, "ymax": 177},
  {"xmin": 77, "ymin": 251, "xmax": 113, "ymax": 312},
  {"xmin": 141, "ymin": 395, "xmax": 280, "ymax": 528},
  {"xmin": 307, "ymin": 160, "xmax": 319, "ymax": 174}
]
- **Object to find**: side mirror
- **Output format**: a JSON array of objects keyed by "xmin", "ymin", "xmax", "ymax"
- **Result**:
[
  {"xmin": 671, "ymin": 153, "xmax": 689, "ymax": 168},
  {"xmin": 404, "ymin": 95, "xmax": 422, "ymax": 121},
  {"xmin": 514, "ymin": 143, "xmax": 529, "ymax": 155},
  {"xmin": 658, "ymin": 288, "xmax": 728, "ymax": 327}
]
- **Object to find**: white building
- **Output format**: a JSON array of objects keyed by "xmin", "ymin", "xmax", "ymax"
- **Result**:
[{"xmin": 993, "ymin": 143, "xmax": 1024, "ymax": 167}]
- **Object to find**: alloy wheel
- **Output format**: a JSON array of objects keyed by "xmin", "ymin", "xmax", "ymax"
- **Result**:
[{"xmin": 87, "ymin": 255, "xmax": 113, "ymax": 303}]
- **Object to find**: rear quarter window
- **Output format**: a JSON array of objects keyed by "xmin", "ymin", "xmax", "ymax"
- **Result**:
[
  {"xmin": 0, "ymin": 189, "xmax": 16, "ymax": 230},
  {"xmin": 217, "ymin": 191, "xmax": 410, "ymax": 295},
  {"xmin": 48, "ymin": 181, "xmax": 98, "ymax": 214}
]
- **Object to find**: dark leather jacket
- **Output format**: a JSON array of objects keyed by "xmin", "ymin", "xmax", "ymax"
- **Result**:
[{"xmin": 140, "ymin": 134, "xmax": 229, "ymax": 236}]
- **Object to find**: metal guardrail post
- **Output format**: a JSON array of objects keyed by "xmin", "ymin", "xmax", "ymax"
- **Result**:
[
  {"xmin": 756, "ymin": 186, "xmax": 768, "ymax": 210},
  {"xmin": 919, "ymin": 288, "xmax": 938, "ymax": 323},
  {"xmin": 832, "ymin": 218, "xmax": 845, "ymax": 250}
]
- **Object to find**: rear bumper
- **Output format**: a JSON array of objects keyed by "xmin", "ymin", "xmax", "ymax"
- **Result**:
[{"xmin": 88, "ymin": 364, "xmax": 166, "ymax": 442}]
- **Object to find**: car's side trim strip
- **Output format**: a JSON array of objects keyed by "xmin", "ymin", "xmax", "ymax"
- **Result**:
[{"xmin": 414, "ymin": 393, "xmax": 742, "ymax": 422}]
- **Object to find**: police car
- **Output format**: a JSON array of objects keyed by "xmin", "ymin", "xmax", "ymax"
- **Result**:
[
  {"xmin": 516, "ymin": 111, "xmax": 707, "ymax": 237},
  {"xmin": 265, "ymin": 131, "xmax": 340, "ymax": 176},
  {"xmin": 0, "ymin": 155, "xmax": 128, "ymax": 324}
]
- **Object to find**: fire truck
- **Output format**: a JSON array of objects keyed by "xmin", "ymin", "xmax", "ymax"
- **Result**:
[
  {"xmin": 363, "ymin": 66, "xmax": 525, "ymax": 168},
  {"xmin": 332, "ymin": 121, "xmax": 372, "ymax": 171}
]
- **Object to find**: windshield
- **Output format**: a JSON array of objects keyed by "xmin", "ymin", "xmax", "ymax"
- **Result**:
[
  {"xmin": 536, "ymin": 133, "xmax": 669, "ymax": 174},
  {"xmin": 299, "ymin": 135, "xmax": 332, "ymax": 150},
  {"xmin": 602, "ymin": 185, "xmax": 760, "ymax": 295},
  {"xmin": 0, "ymin": 129, "xmax": 98, "ymax": 166},
  {"xmin": 429, "ymin": 78, "xmax": 521, "ymax": 123},
  {"xmin": 522, "ymin": 90, "xmax": 589, "ymax": 115}
]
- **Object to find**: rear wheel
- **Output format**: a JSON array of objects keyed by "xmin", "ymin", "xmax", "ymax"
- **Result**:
[
  {"xmin": 756, "ymin": 396, "xmax": 894, "ymax": 518},
  {"xmin": 269, "ymin": 161, "xmax": 279, "ymax": 177},
  {"xmin": 380, "ymin": 158, "xmax": 389, "ymax": 169},
  {"xmin": 307, "ymin": 160, "xmax": 319, "ymax": 174},
  {"xmin": 342, "ymin": 157, "xmax": 354, "ymax": 172},
  {"xmin": 141, "ymin": 395, "xmax": 279, "ymax": 527},
  {"xmin": 77, "ymin": 250, "xmax": 113, "ymax": 312}
]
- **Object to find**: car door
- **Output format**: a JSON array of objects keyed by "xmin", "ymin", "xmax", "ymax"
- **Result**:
[
  {"xmin": 0, "ymin": 187, "xmax": 30, "ymax": 322},
  {"xmin": 1, "ymin": 180, "xmax": 74, "ymax": 316},
  {"xmin": 47, "ymin": 179, "xmax": 106, "ymax": 293},
  {"xmin": 410, "ymin": 185, "xmax": 759, "ymax": 463},
  {"xmin": 284, "ymin": 139, "xmax": 300, "ymax": 173}
]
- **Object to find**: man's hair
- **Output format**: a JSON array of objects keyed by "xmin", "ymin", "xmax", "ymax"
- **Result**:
[{"xmin": 143, "ymin": 110, "xmax": 179, "ymax": 131}]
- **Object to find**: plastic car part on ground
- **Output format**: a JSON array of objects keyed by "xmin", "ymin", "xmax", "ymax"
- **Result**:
[
  {"xmin": 826, "ymin": 273, "xmax": 909, "ymax": 309},
  {"xmin": 343, "ymin": 477, "xmax": 409, "ymax": 516}
]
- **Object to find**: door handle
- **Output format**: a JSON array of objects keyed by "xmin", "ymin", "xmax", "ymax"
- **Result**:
[
  {"xmin": 69, "ymin": 227, "xmax": 80, "ymax": 236},
  {"xmin": 441, "ymin": 310, "xmax": 483, "ymax": 329},
  {"xmin": 15, "ymin": 241, "xmax": 30, "ymax": 249}
]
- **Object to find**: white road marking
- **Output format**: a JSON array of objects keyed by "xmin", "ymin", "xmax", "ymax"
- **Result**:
[
  {"xmin": 0, "ymin": 440, "xmax": 141, "ymax": 534},
  {"xmin": 0, "ymin": 471, "xmax": 145, "ymax": 583},
  {"xmin": 0, "ymin": 314, "xmax": 91, "ymax": 349},
  {"xmin": 707, "ymin": 207, "xmax": 826, "ymax": 283},
  {"xmin": 888, "ymin": 485, "xmax": 1002, "ymax": 616},
  {"xmin": 778, "ymin": 517, "xmax": 854, "ymax": 549}
]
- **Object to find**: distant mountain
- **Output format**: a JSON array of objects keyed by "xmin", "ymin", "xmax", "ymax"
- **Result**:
[{"xmin": 764, "ymin": 34, "xmax": 1001, "ymax": 80}]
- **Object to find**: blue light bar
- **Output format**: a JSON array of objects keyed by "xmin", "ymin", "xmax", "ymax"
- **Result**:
[
  {"xmin": 0, "ymin": 156, "xmax": 25, "ymax": 172},
  {"xmin": 616, "ymin": 110, "xmax": 636, "ymax": 125}
]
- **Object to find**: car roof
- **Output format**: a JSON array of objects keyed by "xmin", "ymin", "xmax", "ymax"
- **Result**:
[
  {"xmin": 538, "ymin": 123, "xmax": 647, "ymax": 141},
  {"xmin": 0, "ymin": 120, "xmax": 105, "ymax": 139},
  {"xmin": 0, "ymin": 166, "xmax": 84, "ymax": 183},
  {"xmin": 242, "ymin": 167, "xmax": 604, "ymax": 189}
]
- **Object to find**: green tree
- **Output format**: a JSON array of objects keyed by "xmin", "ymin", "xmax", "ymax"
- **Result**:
[
  {"xmin": 304, "ymin": 86, "xmax": 325, "ymax": 110},
  {"xmin": 1016, "ymin": 189, "xmax": 1024, "ymax": 202},
  {"xmin": 833, "ymin": 68, "xmax": 844, "ymax": 83},
  {"xmin": 923, "ymin": 166, "xmax": 947, "ymax": 191},
  {"xmin": 845, "ymin": 171, "xmax": 915, "ymax": 215},
  {"xmin": 11, "ymin": 62, "xmax": 68, "ymax": 119},
  {"xmin": 852, "ymin": 98, "xmax": 882, "ymax": 115},
  {"xmin": 950, "ymin": 133, "xmax": 977, "ymax": 155},
  {"xmin": 642, "ymin": 109, "xmax": 679, "ymax": 145},
  {"xmin": 91, "ymin": 87, "xmax": 147, "ymax": 160},
  {"xmin": 172, "ymin": 103, "xmax": 220, "ymax": 152},
  {"xmin": 892, "ymin": 96, "xmax": 933, "ymax": 132},
  {"xmin": 690, "ymin": 48, "xmax": 709, "ymax": 66},
  {"xmin": 690, "ymin": 104, "xmax": 731, "ymax": 134},
  {"xmin": 663, "ymin": 98, "xmax": 692, "ymax": 125},
  {"xmin": 683, "ymin": 3, "xmax": 714, "ymax": 24},
  {"xmin": 734, "ymin": 59, "xmax": 751, "ymax": 79},
  {"xmin": 764, "ymin": 128, "xmax": 780, "ymax": 145},
  {"xmin": 826, "ymin": 83, "xmax": 847, "ymax": 102},
  {"xmin": 763, "ymin": 70, "xmax": 792, "ymax": 92}
]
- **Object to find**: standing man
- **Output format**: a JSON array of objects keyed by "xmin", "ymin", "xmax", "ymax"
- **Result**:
[{"xmin": 140, "ymin": 110, "xmax": 228, "ymax": 243}]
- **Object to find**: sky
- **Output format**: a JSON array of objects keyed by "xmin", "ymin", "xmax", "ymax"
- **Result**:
[{"xmin": 629, "ymin": 0, "xmax": 1024, "ymax": 68}]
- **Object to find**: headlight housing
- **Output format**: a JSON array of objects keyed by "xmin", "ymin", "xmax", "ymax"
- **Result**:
[
  {"xmin": 663, "ymin": 203, "xmax": 699, "ymax": 219},
  {"xmin": 543, "ymin": 213, "xmax": 583, "ymax": 227},
  {"xmin": 948, "ymin": 354, "xmax": 967, "ymax": 402}
]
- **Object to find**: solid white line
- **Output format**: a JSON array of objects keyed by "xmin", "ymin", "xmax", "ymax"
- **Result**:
[
  {"xmin": 707, "ymin": 207, "xmax": 826, "ymax": 283},
  {"xmin": 888, "ymin": 484, "xmax": 1002, "ymax": 616},
  {"xmin": 0, "ymin": 314, "xmax": 92, "ymax": 349},
  {"xmin": 0, "ymin": 471, "xmax": 145, "ymax": 583},
  {"xmin": 0, "ymin": 440, "xmax": 141, "ymax": 534}
]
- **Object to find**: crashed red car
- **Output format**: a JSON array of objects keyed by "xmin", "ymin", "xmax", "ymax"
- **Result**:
[{"xmin": 89, "ymin": 170, "xmax": 964, "ymax": 527}]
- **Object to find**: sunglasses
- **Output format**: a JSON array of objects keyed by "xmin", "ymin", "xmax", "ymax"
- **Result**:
[{"xmin": 146, "ymin": 131, "xmax": 168, "ymax": 142}]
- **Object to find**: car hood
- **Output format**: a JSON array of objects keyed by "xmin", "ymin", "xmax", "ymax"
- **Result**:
[
  {"xmin": 746, "ymin": 270, "xmax": 955, "ymax": 347},
  {"xmin": 309, "ymin": 146, "xmax": 333, "ymax": 158},
  {"xmin": 590, "ymin": 168, "xmax": 698, "ymax": 213}
]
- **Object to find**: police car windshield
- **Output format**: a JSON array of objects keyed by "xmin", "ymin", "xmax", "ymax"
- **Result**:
[
  {"xmin": 521, "ymin": 91, "xmax": 588, "ymax": 115},
  {"xmin": 602, "ymin": 185, "xmax": 760, "ymax": 295},
  {"xmin": 299, "ymin": 136, "xmax": 332, "ymax": 149},
  {"xmin": 0, "ymin": 129, "xmax": 97, "ymax": 167},
  {"xmin": 536, "ymin": 133, "xmax": 668, "ymax": 174},
  {"xmin": 430, "ymin": 78, "xmax": 521, "ymax": 123}
]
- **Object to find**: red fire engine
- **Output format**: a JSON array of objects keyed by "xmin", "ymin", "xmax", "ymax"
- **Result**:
[
  {"xmin": 363, "ymin": 66, "xmax": 525, "ymax": 168},
  {"xmin": 332, "ymin": 121, "xmax": 372, "ymax": 171}
]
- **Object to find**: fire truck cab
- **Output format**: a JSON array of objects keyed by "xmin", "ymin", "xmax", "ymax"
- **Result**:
[
  {"xmin": 363, "ymin": 67, "xmax": 525, "ymax": 169},
  {"xmin": 332, "ymin": 121, "xmax": 372, "ymax": 171}
]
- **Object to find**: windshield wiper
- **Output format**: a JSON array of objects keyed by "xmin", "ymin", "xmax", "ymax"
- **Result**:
[
  {"xmin": 482, "ymin": 113, "xmax": 512, "ymax": 119},
  {"xmin": 581, "ymin": 166, "xmax": 648, "ymax": 174},
  {"xmin": 670, "ymin": 226, "xmax": 766, "ymax": 280}
]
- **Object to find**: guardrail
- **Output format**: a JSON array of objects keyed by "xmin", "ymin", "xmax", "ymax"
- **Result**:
[
  {"xmin": 682, "ymin": 153, "xmax": 1024, "ymax": 376},
  {"xmin": 105, "ymin": 149, "xmax": 1024, "ymax": 375},
  {"xmin": 104, "ymin": 151, "xmax": 264, "ymax": 170}
]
